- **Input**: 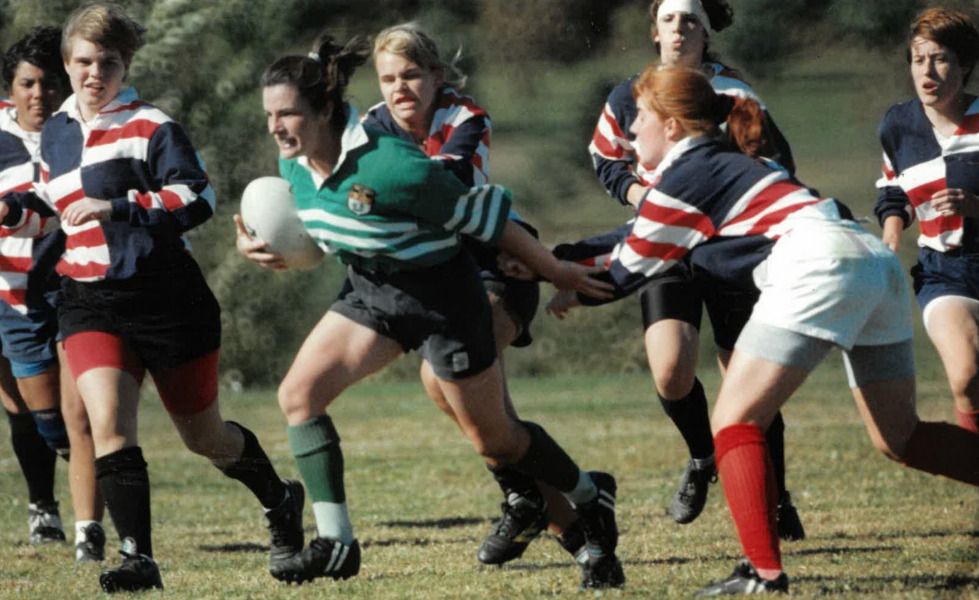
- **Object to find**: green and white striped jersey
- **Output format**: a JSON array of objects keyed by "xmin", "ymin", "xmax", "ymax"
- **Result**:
[{"xmin": 280, "ymin": 105, "xmax": 512, "ymax": 274}]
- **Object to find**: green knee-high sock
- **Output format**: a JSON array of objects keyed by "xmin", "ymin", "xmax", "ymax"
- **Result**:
[{"xmin": 288, "ymin": 415, "xmax": 354, "ymax": 543}]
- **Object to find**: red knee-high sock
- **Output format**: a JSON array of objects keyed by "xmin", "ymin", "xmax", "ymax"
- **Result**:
[
  {"xmin": 903, "ymin": 421, "xmax": 979, "ymax": 486},
  {"xmin": 954, "ymin": 409, "xmax": 979, "ymax": 434},
  {"xmin": 715, "ymin": 424, "xmax": 781, "ymax": 573}
]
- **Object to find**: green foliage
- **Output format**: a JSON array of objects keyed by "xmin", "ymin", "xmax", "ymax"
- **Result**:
[{"xmin": 0, "ymin": 1, "xmax": 958, "ymax": 386}]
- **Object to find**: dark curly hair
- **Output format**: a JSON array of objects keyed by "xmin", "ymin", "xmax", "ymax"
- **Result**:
[{"xmin": 2, "ymin": 26, "xmax": 68, "ymax": 92}]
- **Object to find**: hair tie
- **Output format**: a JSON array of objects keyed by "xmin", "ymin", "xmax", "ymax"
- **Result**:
[{"xmin": 307, "ymin": 52, "xmax": 321, "ymax": 62}]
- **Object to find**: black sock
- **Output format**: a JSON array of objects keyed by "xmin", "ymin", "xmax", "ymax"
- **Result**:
[
  {"xmin": 766, "ymin": 411, "xmax": 787, "ymax": 499},
  {"xmin": 487, "ymin": 462, "xmax": 538, "ymax": 499},
  {"xmin": 95, "ymin": 446, "xmax": 152, "ymax": 557},
  {"xmin": 217, "ymin": 421, "xmax": 286, "ymax": 509},
  {"xmin": 510, "ymin": 421, "xmax": 580, "ymax": 493},
  {"xmin": 6, "ymin": 411, "xmax": 57, "ymax": 504},
  {"xmin": 658, "ymin": 378, "xmax": 714, "ymax": 460}
]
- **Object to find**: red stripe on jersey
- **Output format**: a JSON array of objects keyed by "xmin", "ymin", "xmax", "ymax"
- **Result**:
[
  {"xmin": 638, "ymin": 202, "xmax": 715, "ymax": 237},
  {"xmin": 0, "ymin": 100, "xmax": 13, "ymax": 109},
  {"xmin": 955, "ymin": 113, "xmax": 979, "ymax": 135},
  {"xmin": 744, "ymin": 199, "xmax": 822, "ymax": 236},
  {"xmin": 157, "ymin": 189, "xmax": 185, "ymax": 211},
  {"xmin": 0, "ymin": 288, "xmax": 26, "ymax": 308},
  {"xmin": 57, "ymin": 258, "xmax": 108, "ymax": 280},
  {"xmin": 65, "ymin": 225, "xmax": 107, "ymax": 251},
  {"xmin": 725, "ymin": 181, "xmax": 805, "ymax": 228},
  {"xmin": 591, "ymin": 110, "xmax": 628, "ymax": 159},
  {"xmin": 920, "ymin": 214, "xmax": 962, "ymax": 238},
  {"xmin": 905, "ymin": 177, "xmax": 947, "ymax": 206},
  {"xmin": 625, "ymin": 235, "xmax": 689, "ymax": 263},
  {"xmin": 86, "ymin": 118, "xmax": 159, "ymax": 148},
  {"xmin": 0, "ymin": 255, "xmax": 31, "ymax": 271},
  {"xmin": 54, "ymin": 188, "xmax": 86, "ymax": 212},
  {"xmin": 881, "ymin": 162, "xmax": 896, "ymax": 180}
]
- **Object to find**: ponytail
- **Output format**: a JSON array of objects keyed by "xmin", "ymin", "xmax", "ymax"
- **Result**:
[
  {"xmin": 634, "ymin": 65, "xmax": 772, "ymax": 158},
  {"xmin": 724, "ymin": 97, "xmax": 770, "ymax": 158},
  {"xmin": 261, "ymin": 31, "xmax": 370, "ymax": 129}
]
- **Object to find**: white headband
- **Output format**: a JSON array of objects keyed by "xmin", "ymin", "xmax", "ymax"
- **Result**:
[{"xmin": 657, "ymin": 0, "xmax": 712, "ymax": 38}]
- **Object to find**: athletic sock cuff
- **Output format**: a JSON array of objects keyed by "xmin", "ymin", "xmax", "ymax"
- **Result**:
[
  {"xmin": 714, "ymin": 423, "xmax": 766, "ymax": 465},
  {"xmin": 657, "ymin": 377, "xmax": 705, "ymax": 404},
  {"xmin": 94, "ymin": 446, "xmax": 147, "ymax": 479},
  {"xmin": 288, "ymin": 415, "xmax": 341, "ymax": 458}
]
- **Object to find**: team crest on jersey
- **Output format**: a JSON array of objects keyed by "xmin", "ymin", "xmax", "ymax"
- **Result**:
[{"xmin": 347, "ymin": 183, "xmax": 376, "ymax": 215}]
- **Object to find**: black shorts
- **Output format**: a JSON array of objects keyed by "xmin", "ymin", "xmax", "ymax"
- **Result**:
[
  {"xmin": 639, "ymin": 260, "xmax": 704, "ymax": 330},
  {"xmin": 330, "ymin": 251, "xmax": 497, "ymax": 381},
  {"xmin": 699, "ymin": 271, "xmax": 759, "ymax": 351},
  {"xmin": 639, "ymin": 259, "xmax": 758, "ymax": 351},
  {"xmin": 58, "ymin": 262, "xmax": 221, "ymax": 372},
  {"xmin": 481, "ymin": 274, "xmax": 539, "ymax": 348}
]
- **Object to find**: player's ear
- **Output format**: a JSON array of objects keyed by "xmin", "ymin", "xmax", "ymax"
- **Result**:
[{"xmin": 665, "ymin": 116, "xmax": 685, "ymax": 141}]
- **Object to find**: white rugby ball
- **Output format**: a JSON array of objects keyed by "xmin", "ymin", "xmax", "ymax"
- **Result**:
[{"xmin": 240, "ymin": 176, "xmax": 324, "ymax": 270}]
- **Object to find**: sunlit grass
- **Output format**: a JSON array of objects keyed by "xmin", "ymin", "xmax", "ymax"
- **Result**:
[{"xmin": 0, "ymin": 360, "xmax": 976, "ymax": 599}]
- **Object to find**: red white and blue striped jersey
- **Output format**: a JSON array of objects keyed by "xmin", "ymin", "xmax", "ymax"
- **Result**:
[
  {"xmin": 362, "ymin": 86, "xmax": 490, "ymax": 187},
  {"xmin": 1, "ymin": 87, "xmax": 215, "ymax": 282},
  {"xmin": 589, "ymin": 62, "xmax": 795, "ymax": 206},
  {"xmin": 0, "ymin": 101, "xmax": 62, "ymax": 314},
  {"xmin": 874, "ymin": 96, "xmax": 979, "ymax": 253},
  {"xmin": 587, "ymin": 136, "xmax": 844, "ymax": 302}
]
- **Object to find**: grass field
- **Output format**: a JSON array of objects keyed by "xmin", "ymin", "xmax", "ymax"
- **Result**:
[{"xmin": 0, "ymin": 359, "xmax": 976, "ymax": 599}]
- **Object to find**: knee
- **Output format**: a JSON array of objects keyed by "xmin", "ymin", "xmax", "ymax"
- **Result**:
[
  {"xmin": 869, "ymin": 429, "xmax": 914, "ymax": 462},
  {"xmin": 466, "ymin": 424, "xmax": 522, "ymax": 463},
  {"xmin": 32, "ymin": 409, "xmax": 70, "ymax": 457},
  {"xmin": 651, "ymin": 359, "xmax": 697, "ymax": 399},
  {"xmin": 946, "ymin": 367, "xmax": 979, "ymax": 403},
  {"xmin": 277, "ymin": 376, "xmax": 319, "ymax": 424}
]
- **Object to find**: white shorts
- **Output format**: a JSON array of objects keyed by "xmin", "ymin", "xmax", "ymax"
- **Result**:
[{"xmin": 748, "ymin": 219, "xmax": 913, "ymax": 350}]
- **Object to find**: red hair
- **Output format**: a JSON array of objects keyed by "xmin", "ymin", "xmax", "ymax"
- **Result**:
[{"xmin": 632, "ymin": 65, "xmax": 769, "ymax": 157}]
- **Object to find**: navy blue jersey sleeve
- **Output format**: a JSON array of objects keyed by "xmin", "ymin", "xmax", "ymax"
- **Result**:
[
  {"xmin": 108, "ymin": 121, "xmax": 215, "ymax": 233},
  {"xmin": 873, "ymin": 105, "xmax": 913, "ymax": 229},
  {"xmin": 588, "ymin": 77, "xmax": 641, "ymax": 206}
]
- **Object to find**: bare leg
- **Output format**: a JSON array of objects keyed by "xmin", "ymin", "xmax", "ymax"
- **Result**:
[
  {"xmin": 56, "ymin": 344, "xmax": 103, "ymax": 523},
  {"xmin": 923, "ymin": 297, "xmax": 979, "ymax": 428}
]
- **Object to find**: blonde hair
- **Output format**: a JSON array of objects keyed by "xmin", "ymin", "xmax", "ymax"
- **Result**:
[
  {"xmin": 373, "ymin": 22, "xmax": 466, "ymax": 89},
  {"xmin": 61, "ymin": 2, "xmax": 145, "ymax": 66}
]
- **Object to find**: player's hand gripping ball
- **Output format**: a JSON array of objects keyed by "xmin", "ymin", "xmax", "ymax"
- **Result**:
[{"xmin": 239, "ymin": 176, "xmax": 324, "ymax": 269}]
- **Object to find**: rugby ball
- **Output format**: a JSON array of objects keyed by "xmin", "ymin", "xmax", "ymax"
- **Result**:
[{"xmin": 240, "ymin": 176, "xmax": 324, "ymax": 270}]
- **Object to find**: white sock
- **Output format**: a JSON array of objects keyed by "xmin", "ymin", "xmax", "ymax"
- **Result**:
[
  {"xmin": 312, "ymin": 501, "xmax": 355, "ymax": 544},
  {"xmin": 74, "ymin": 520, "xmax": 98, "ymax": 542}
]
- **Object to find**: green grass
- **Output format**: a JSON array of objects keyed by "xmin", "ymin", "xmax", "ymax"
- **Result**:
[{"xmin": 0, "ymin": 360, "xmax": 976, "ymax": 599}]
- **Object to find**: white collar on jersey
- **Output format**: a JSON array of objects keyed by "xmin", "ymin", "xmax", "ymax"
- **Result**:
[
  {"xmin": 61, "ymin": 86, "xmax": 139, "ymax": 125},
  {"xmin": 298, "ymin": 102, "xmax": 369, "ymax": 188},
  {"xmin": 0, "ymin": 103, "xmax": 41, "ymax": 149},
  {"xmin": 648, "ymin": 134, "xmax": 715, "ymax": 181}
]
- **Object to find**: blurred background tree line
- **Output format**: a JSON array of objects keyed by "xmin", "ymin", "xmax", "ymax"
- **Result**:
[{"xmin": 0, "ymin": 0, "xmax": 974, "ymax": 387}]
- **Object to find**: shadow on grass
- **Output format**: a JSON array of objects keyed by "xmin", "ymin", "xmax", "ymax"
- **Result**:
[
  {"xmin": 810, "ymin": 529, "xmax": 979, "ymax": 542},
  {"xmin": 378, "ymin": 516, "xmax": 487, "ymax": 529},
  {"xmin": 795, "ymin": 573, "xmax": 979, "ymax": 593},
  {"xmin": 364, "ymin": 536, "xmax": 478, "ymax": 549},
  {"xmin": 197, "ymin": 542, "xmax": 266, "ymax": 553},
  {"xmin": 786, "ymin": 544, "xmax": 901, "ymax": 557}
]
